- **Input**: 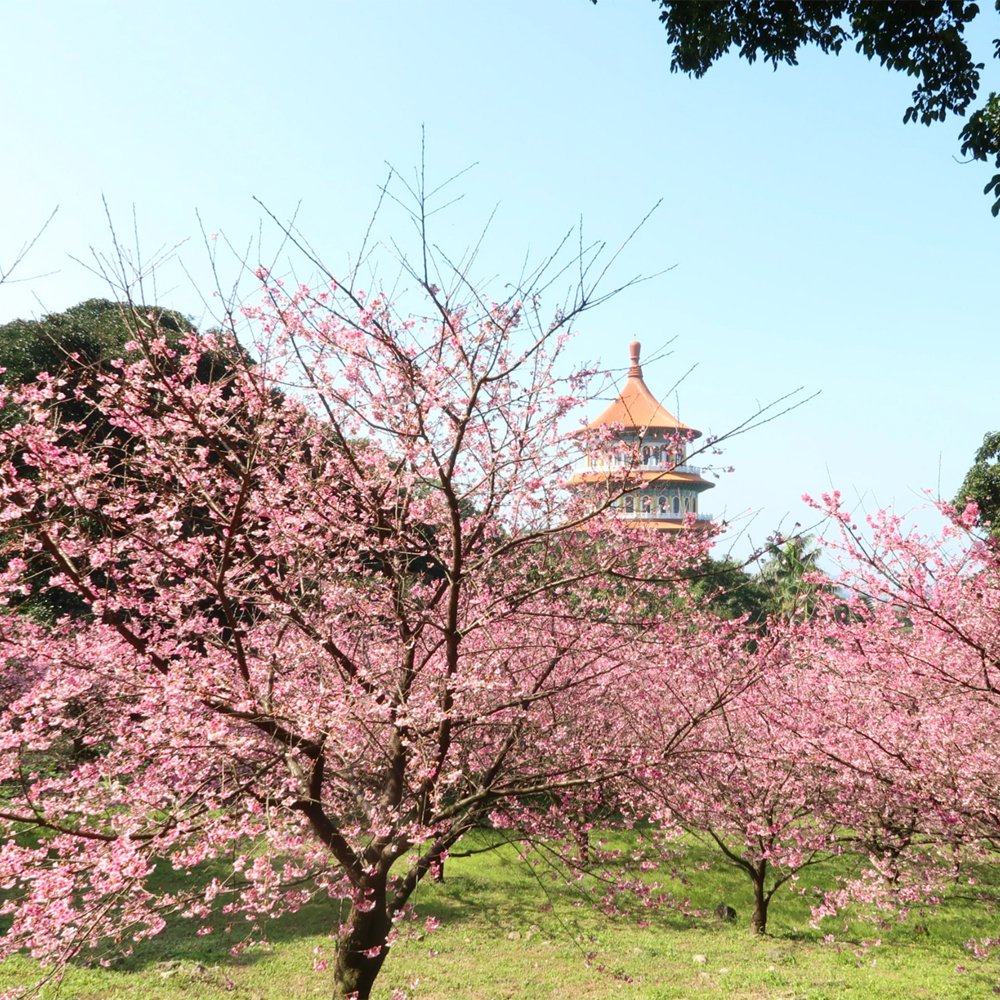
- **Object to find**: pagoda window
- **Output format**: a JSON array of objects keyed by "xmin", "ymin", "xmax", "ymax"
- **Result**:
[
  {"xmin": 658, "ymin": 495, "xmax": 667, "ymax": 514},
  {"xmin": 642, "ymin": 446, "xmax": 652, "ymax": 466},
  {"xmin": 624, "ymin": 495, "xmax": 634, "ymax": 513},
  {"xmin": 672, "ymin": 495, "xmax": 680, "ymax": 515},
  {"xmin": 641, "ymin": 495, "xmax": 651, "ymax": 513}
]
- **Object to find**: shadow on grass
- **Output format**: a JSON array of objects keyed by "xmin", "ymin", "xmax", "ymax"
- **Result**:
[
  {"xmin": 96, "ymin": 838, "xmax": 695, "ymax": 976},
  {"xmin": 4, "ymin": 831, "xmax": 994, "ymax": 983}
]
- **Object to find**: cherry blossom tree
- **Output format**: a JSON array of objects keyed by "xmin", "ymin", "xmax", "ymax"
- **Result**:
[
  {"xmin": 797, "ymin": 494, "xmax": 1000, "ymax": 926},
  {"xmin": 649, "ymin": 492, "xmax": 999, "ymax": 938},
  {"xmin": 0, "ymin": 196, "xmax": 762, "ymax": 996},
  {"xmin": 650, "ymin": 616, "xmax": 844, "ymax": 934}
]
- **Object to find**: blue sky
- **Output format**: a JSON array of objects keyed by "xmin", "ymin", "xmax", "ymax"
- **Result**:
[{"xmin": 2, "ymin": 1, "xmax": 997, "ymax": 556}]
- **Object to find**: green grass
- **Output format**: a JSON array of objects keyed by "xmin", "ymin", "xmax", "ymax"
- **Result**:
[{"xmin": 1, "ymin": 838, "xmax": 997, "ymax": 998}]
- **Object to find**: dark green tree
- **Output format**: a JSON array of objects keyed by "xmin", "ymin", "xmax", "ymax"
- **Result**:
[
  {"xmin": 757, "ymin": 534, "xmax": 827, "ymax": 621},
  {"xmin": 0, "ymin": 298, "xmax": 204, "ymax": 442},
  {"xmin": 0, "ymin": 300, "xmax": 204, "ymax": 760},
  {"xmin": 955, "ymin": 430, "xmax": 1000, "ymax": 535},
  {"xmin": 0, "ymin": 297, "xmax": 249, "ymax": 441},
  {"xmin": 0, "ymin": 297, "xmax": 192, "ymax": 385},
  {"xmin": 686, "ymin": 555, "xmax": 770, "ymax": 622},
  {"xmin": 620, "ymin": 1, "xmax": 1000, "ymax": 216},
  {"xmin": 686, "ymin": 536, "xmax": 831, "ymax": 626}
]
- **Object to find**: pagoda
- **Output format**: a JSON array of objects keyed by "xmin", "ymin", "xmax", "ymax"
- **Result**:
[{"xmin": 571, "ymin": 341, "xmax": 713, "ymax": 530}]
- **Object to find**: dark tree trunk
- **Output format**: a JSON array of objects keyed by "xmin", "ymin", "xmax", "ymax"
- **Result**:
[
  {"xmin": 330, "ymin": 840, "xmax": 452, "ymax": 996},
  {"xmin": 749, "ymin": 861, "xmax": 769, "ymax": 935},
  {"xmin": 333, "ymin": 886, "xmax": 392, "ymax": 1000}
]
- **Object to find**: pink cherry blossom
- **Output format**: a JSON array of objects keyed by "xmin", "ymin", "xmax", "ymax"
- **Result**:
[{"xmin": 0, "ymin": 278, "xmax": 720, "ymax": 998}]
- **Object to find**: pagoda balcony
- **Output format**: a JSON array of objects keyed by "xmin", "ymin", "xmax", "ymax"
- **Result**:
[
  {"xmin": 618, "ymin": 510, "xmax": 712, "ymax": 522},
  {"xmin": 584, "ymin": 459, "xmax": 704, "ymax": 476}
]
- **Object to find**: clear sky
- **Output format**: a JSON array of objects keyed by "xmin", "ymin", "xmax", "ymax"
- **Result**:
[{"xmin": 2, "ymin": 1, "xmax": 997, "ymax": 556}]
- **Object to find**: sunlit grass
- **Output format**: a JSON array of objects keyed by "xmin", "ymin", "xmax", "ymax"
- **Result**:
[{"xmin": 1, "ymin": 836, "xmax": 996, "ymax": 998}]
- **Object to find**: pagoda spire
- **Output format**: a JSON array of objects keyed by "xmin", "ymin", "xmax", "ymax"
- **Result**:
[
  {"xmin": 628, "ymin": 340, "xmax": 643, "ymax": 377},
  {"xmin": 585, "ymin": 341, "xmax": 697, "ymax": 436}
]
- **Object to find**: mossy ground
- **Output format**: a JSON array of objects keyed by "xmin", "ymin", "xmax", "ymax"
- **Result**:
[{"xmin": 1, "ymin": 837, "xmax": 996, "ymax": 998}]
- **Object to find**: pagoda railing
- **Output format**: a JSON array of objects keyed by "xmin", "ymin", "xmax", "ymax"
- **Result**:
[
  {"xmin": 617, "ymin": 510, "xmax": 712, "ymax": 522},
  {"xmin": 584, "ymin": 459, "xmax": 703, "ymax": 475}
]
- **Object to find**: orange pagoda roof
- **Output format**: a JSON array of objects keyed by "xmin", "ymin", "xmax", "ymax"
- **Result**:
[{"xmin": 587, "ymin": 341, "xmax": 700, "ymax": 439}]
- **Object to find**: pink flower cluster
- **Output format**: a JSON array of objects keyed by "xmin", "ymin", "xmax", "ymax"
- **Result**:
[{"xmin": 0, "ymin": 283, "xmax": 995, "ymax": 995}]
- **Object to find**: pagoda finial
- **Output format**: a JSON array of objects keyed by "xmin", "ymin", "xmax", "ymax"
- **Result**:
[{"xmin": 628, "ymin": 340, "xmax": 642, "ymax": 377}]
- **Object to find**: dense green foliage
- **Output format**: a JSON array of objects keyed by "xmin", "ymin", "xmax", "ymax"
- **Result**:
[
  {"xmin": 0, "ymin": 300, "xmax": 196, "ymax": 620},
  {"xmin": 756, "ymin": 534, "xmax": 827, "ymax": 620},
  {"xmin": 686, "ymin": 556, "xmax": 769, "ymax": 622},
  {"xmin": 629, "ymin": 1, "xmax": 1000, "ymax": 216},
  {"xmin": 955, "ymin": 429, "xmax": 1000, "ymax": 536},
  {"xmin": 0, "ymin": 298, "xmax": 193, "ymax": 388},
  {"xmin": 687, "ymin": 535, "xmax": 827, "ymax": 623}
]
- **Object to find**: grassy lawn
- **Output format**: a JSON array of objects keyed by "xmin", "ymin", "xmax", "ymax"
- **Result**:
[{"xmin": 1, "ymin": 837, "xmax": 997, "ymax": 998}]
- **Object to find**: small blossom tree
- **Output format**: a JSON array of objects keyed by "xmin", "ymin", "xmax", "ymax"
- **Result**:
[
  {"xmin": 651, "ymin": 617, "xmax": 843, "ymax": 934},
  {"xmin": 651, "ymin": 493, "xmax": 1000, "ymax": 937},
  {"xmin": 798, "ymin": 494, "xmax": 1000, "ymax": 925}
]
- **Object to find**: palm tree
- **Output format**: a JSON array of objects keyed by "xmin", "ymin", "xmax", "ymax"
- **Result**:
[{"xmin": 757, "ymin": 534, "xmax": 827, "ymax": 621}]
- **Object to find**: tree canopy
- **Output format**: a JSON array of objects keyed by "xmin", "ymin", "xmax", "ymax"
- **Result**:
[
  {"xmin": 685, "ymin": 535, "xmax": 828, "ymax": 625},
  {"xmin": 0, "ymin": 298, "xmax": 193, "ymax": 387},
  {"xmin": 630, "ymin": 1, "xmax": 1000, "ymax": 216},
  {"xmin": 956, "ymin": 429, "xmax": 1000, "ymax": 535}
]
